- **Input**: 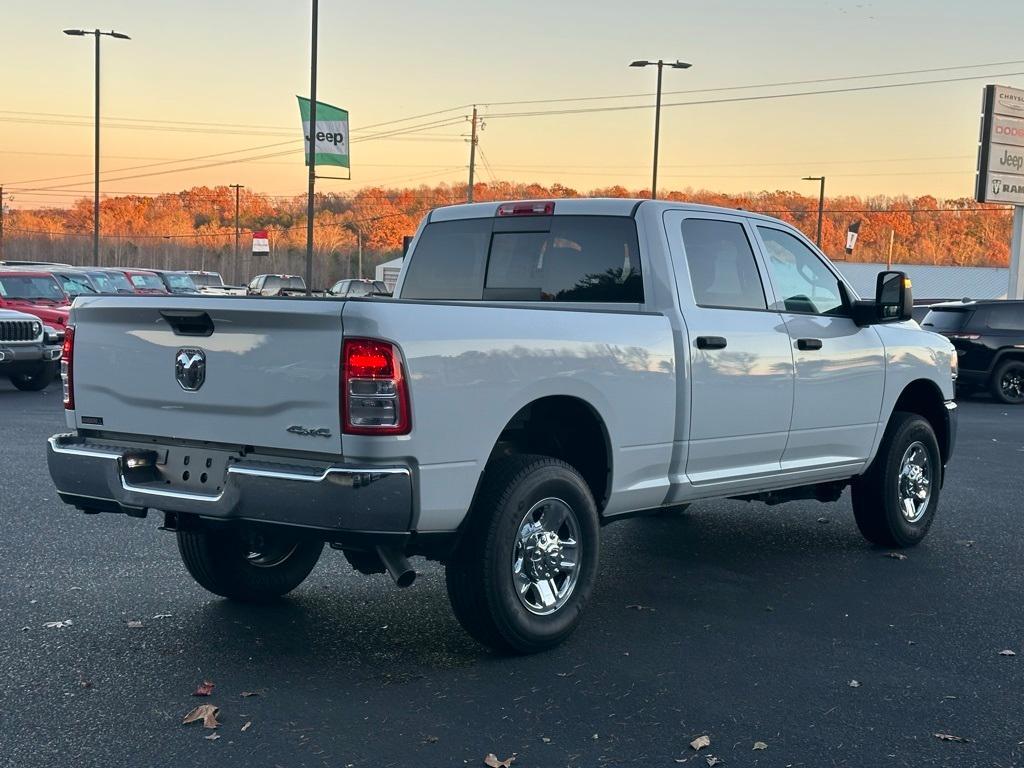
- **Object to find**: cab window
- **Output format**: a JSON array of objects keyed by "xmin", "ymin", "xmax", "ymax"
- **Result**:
[
  {"xmin": 758, "ymin": 227, "xmax": 844, "ymax": 315},
  {"xmin": 680, "ymin": 219, "xmax": 767, "ymax": 310}
]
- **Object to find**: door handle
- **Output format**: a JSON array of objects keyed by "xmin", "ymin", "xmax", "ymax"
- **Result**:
[
  {"xmin": 695, "ymin": 336, "xmax": 728, "ymax": 350},
  {"xmin": 797, "ymin": 338, "xmax": 823, "ymax": 351}
]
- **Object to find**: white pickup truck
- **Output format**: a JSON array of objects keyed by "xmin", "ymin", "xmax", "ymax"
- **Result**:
[{"xmin": 47, "ymin": 199, "xmax": 957, "ymax": 653}]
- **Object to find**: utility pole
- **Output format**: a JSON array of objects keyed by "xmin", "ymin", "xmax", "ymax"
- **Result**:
[
  {"xmin": 803, "ymin": 175, "xmax": 826, "ymax": 247},
  {"xmin": 887, "ymin": 229, "xmax": 895, "ymax": 269},
  {"xmin": 63, "ymin": 28, "xmax": 130, "ymax": 263},
  {"xmin": 230, "ymin": 184, "xmax": 243, "ymax": 285},
  {"xmin": 467, "ymin": 105, "xmax": 478, "ymax": 203},
  {"xmin": 0, "ymin": 186, "xmax": 5, "ymax": 261},
  {"xmin": 304, "ymin": 0, "xmax": 319, "ymax": 295}
]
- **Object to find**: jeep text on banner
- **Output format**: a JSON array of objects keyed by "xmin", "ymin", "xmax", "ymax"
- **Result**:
[{"xmin": 297, "ymin": 97, "xmax": 349, "ymax": 168}]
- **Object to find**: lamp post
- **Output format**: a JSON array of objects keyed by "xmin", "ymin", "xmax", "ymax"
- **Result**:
[
  {"xmin": 63, "ymin": 28, "xmax": 130, "ymax": 264},
  {"xmin": 345, "ymin": 222, "xmax": 363, "ymax": 279},
  {"xmin": 630, "ymin": 59, "xmax": 691, "ymax": 200},
  {"xmin": 802, "ymin": 175, "xmax": 826, "ymax": 247}
]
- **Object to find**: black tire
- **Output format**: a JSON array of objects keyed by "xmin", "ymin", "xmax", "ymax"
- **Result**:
[
  {"xmin": 851, "ymin": 411, "xmax": 942, "ymax": 548},
  {"xmin": 177, "ymin": 526, "xmax": 323, "ymax": 602},
  {"xmin": 990, "ymin": 359, "xmax": 1024, "ymax": 405},
  {"xmin": 10, "ymin": 364, "xmax": 56, "ymax": 391},
  {"xmin": 445, "ymin": 455, "xmax": 600, "ymax": 654}
]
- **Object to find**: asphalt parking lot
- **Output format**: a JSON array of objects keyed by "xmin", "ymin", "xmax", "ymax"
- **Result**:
[{"xmin": 2, "ymin": 381, "xmax": 1023, "ymax": 768}]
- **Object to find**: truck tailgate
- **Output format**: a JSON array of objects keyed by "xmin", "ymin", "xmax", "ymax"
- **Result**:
[{"xmin": 69, "ymin": 296, "xmax": 344, "ymax": 454}]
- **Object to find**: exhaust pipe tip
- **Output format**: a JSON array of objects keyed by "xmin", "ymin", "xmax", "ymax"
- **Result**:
[{"xmin": 375, "ymin": 545, "xmax": 416, "ymax": 588}]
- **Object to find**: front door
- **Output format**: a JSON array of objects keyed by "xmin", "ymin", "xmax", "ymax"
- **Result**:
[
  {"xmin": 665, "ymin": 212, "xmax": 795, "ymax": 486},
  {"xmin": 752, "ymin": 224, "xmax": 885, "ymax": 471}
]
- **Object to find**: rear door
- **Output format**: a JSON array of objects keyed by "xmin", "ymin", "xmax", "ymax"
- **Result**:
[
  {"xmin": 70, "ymin": 296, "xmax": 345, "ymax": 454},
  {"xmin": 752, "ymin": 224, "xmax": 884, "ymax": 471},
  {"xmin": 664, "ymin": 211, "xmax": 795, "ymax": 485}
]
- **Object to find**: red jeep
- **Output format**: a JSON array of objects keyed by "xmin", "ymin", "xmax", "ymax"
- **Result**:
[{"xmin": 0, "ymin": 271, "xmax": 71, "ymax": 328}]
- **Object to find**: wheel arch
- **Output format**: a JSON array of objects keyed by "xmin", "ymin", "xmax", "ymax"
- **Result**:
[
  {"xmin": 889, "ymin": 378, "xmax": 952, "ymax": 465},
  {"xmin": 476, "ymin": 395, "xmax": 613, "ymax": 514}
]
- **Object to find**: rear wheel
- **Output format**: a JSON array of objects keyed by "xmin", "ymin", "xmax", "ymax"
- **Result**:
[
  {"xmin": 990, "ymin": 359, "xmax": 1024, "ymax": 405},
  {"xmin": 177, "ymin": 526, "xmax": 323, "ymax": 602},
  {"xmin": 851, "ymin": 412, "xmax": 941, "ymax": 548},
  {"xmin": 10, "ymin": 364, "xmax": 56, "ymax": 391},
  {"xmin": 445, "ymin": 455, "xmax": 600, "ymax": 654}
]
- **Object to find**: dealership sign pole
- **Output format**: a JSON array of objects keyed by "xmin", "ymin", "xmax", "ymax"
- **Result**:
[{"xmin": 975, "ymin": 84, "xmax": 1024, "ymax": 299}]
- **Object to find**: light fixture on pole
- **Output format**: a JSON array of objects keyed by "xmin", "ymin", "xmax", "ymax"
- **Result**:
[
  {"xmin": 630, "ymin": 59, "xmax": 691, "ymax": 200},
  {"xmin": 802, "ymin": 175, "xmax": 826, "ymax": 247},
  {"xmin": 63, "ymin": 28, "xmax": 130, "ymax": 263}
]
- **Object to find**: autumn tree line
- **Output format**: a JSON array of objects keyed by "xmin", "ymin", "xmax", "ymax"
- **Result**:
[{"xmin": 3, "ymin": 181, "xmax": 1015, "ymax": 288}]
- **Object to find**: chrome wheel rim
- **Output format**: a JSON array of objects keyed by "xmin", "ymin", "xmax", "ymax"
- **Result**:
[
  {"xmin": 1000, "ymin": 367, "xmax": 1024, "ymax": 402},
  {"xmin": 898, "ymin": 441, "xmax": 932, "ymax": 524},
  {"xmin": 512, "ymin": 498, "xmax": 581, "ymax": 616}
]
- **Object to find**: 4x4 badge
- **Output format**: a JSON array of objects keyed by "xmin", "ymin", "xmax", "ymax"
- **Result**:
[
  {"xmin": 287, "ymin": 425, "xmax": 332, "ymax": 438},
  {"xmin": 175, "ymin": 348, "xmax": 206, "ymax": 391}
]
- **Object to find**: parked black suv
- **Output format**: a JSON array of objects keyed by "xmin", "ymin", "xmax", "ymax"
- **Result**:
[{"xmin": 921, "ymin": 300, "xmax": 1024, "ymax": 404}]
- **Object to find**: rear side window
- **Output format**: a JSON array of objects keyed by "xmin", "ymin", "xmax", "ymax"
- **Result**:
[
  {"xmin": 985, "ymin": 304, "xmax": 1024, "ymax": 331},
  {"xmin": 401, "ymin": 215, "xmax": 643, "ymax": 303},
  {"xmin": 680, "ymin": 219, "xmax": 766, "ymax": 310},
  {"xmin": 922, "ymin": 309, "xmax": 973, "ymax": 331}
]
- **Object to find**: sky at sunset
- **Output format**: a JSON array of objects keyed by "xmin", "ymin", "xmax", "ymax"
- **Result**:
[{"xmin": 3, "ymin": 0, "xmax": 1024, "ymax": 208}]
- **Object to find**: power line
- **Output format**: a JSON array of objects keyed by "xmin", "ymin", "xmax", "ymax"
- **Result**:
[
  {"xmin": 485, "ymin": 71, "xmax": 1024, "ymax": 119},
  {"xmin": 480, "ymin": 59, "xmax": 1024, "ymax": 107}
]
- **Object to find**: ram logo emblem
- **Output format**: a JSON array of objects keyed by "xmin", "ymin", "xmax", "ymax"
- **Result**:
[{"xmin": 175, "ymin": 348, "xmax": 206, "ymax": 392}]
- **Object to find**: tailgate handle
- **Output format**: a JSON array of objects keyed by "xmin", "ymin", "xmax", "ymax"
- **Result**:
[{"xmin": 161, "ymin": 311, "xmax": 214, "ymax": 337}]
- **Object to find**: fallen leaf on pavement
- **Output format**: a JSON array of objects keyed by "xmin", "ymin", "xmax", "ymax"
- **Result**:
[
  {"xmin": 934, "ymin": 733, "xmax": 970, "ymax": 743},
  {"xmin": 816, "ymin": 517, "xmax": 829, "ymax": 523},
  {"xmin": 241, "ymin": 721, "xmax": 251, "ymax": 732},
  {"xmin": 152, "ymin": 613, "xmax": 172, "ymax": 619},
  {"xmin": 240, "ymin": 691, "xmax": 260, "ymax": 698},
  {"xmin": 849, "ymin": 680, "xmax": 861, "ymax": 688},
  {"xmin": 885, "ymin": 552, "xmax": 908, "ymax": 560},
  {"xmin": 706, "ymin": 757, "xmax": 723, "ymax": 766},
  {"xmin": 626, "ymin": 604, "xmax": 655, "ymax": 612},
  {"xmin": 127, "ymin": 620, "xmax": 143, "ymax": 628},
  {"xmin": 999, "ymin": 649, "xmax": 1017, "ymax": 656},
  {"xmin": 183, "ymin": 704, "xmax": 220, "ymax": 729},
  {"xmin": 541, "ymin": 737, "xmax": 551, "ymax": 744},
  {"xmin": 955, "ymin": 540, "xmax": 975, "ymax": 547},
  {"xmin": 753, "ymin": 741, "xmax": 767, "ymax": 750},
  {"xmin": 193, "ymin": 680, "xmax": 215, "ymax": 697},
  {"xmin": 43, "ymin": 620, "xmax": 72, "ymax": 629},
  {"xmin": 205, "ymin": 733, "xmax": 220, "ymax": 741},
  {"xmin": 690, "ymin": 735, "xmax": 711, "ymax": 751},
  {"xmin": 483, "ymin": 753, "xmax": 515, "ymax": 768}
]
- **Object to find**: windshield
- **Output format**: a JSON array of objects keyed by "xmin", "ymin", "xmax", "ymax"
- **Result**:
[
  {"xmin": 189, "ymin": 272, "xmax": 223, "ymax": 287},
  {"xmin": 0, "ymin": 275, "xmax": 67, "ymax": 302},
  {"xmin": 263, "ymin": 276, "xmax": 305, "ymax": 292},
  {"xmin": 921, "ymin": 308, "xmax": 973, "ymax": 331},
  {"xmin": 90, "ymin": 271, "xmax": 135, "ymax": 293},
  {"xmin": 129, "ymin": 273, "xmax": 167, "ymax": 291},
  {"xmin": 58, "ymin": 274, "xmax": 97, "ymax": 297},
  {"xmin": 165, "ymin": 273, "xmax": 197, "ymax": 291}
]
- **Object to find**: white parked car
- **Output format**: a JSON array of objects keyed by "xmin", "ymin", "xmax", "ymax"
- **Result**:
[{"xmin": 47, "ymin": 199, "xmax": 957, "ymax": 653}]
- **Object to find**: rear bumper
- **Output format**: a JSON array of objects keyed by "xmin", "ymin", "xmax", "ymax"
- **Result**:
[{"xmin": 46, "ymin": 433, "xmax": 413, "ymax": 534}]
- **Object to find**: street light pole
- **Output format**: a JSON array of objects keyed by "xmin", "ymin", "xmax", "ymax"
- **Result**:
[
  {"xmin": 803, "ymin": 175, "xmax": 826, "ymax": 247},
  {"xmin": 630, "ymin": 59, "xmax": 691, "ymax": 199},
  {"xmin": 304, "ymin": 0, "xmax": 319, "ymax": 295},
  {"xmin": 63, "ymin": 28, "xmax": 130, "ymax": 264}
]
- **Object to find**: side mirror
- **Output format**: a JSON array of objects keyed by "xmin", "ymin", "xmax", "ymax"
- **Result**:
[
  {"xmin": 875, "ymin": 270, "xmax": 913, "ymax": 322},
  {"xmin": 844, "ymin": 270, "xmax": 914, "ymax": 327}
]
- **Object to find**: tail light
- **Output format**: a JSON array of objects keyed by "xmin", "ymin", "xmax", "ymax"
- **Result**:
[
  {"xmin": 342, "ymin": 338, "xmax": 410, "ymax": 435},
  {"xmin": 496, "ymin": 201, "xmax": 555, "ymax": 216},
  {"xmin": 61, "ymin": 324, "xmax": 75, "ymax": 410}
]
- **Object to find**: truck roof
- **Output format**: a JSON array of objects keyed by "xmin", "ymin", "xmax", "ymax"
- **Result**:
[{"xmin": 427, "ymin": 197, "xmax": 787, "ymax": 225}]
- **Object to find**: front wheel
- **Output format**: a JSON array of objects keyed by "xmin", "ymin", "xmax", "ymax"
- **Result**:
[
  {"xmin": 991, "ymin": 359, "xmax": 1024, "ymax": 405},
  {"xmin": 177, "ymin": 526, "xmax": 323, "ymax": 602},
  {"xmin": 445, "ymin": 455, "xmax": 600, "ymax": 654},
  {"xmin": 10, "ymin": 364, "xmax": 56, "ymax": 391},
  {"xmin": 851, "ymin": 412, "xmax": 942, "ymax": 548}
]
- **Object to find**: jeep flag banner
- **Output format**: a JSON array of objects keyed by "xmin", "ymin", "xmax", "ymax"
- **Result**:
[
  {"xmin": 976, "ymin": 84, "xmax": 1024, "ymax": 206},
  {"xmin": 845, "ymin": 220, "xmax": 861, "ymax": 254},
  {"xmin": 252, "ymin": 229, "xmax": 269, "ymax": 254},
  {"xmin": 297, "ymin": 97, "xmax": 349, "ymax": 168}
]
